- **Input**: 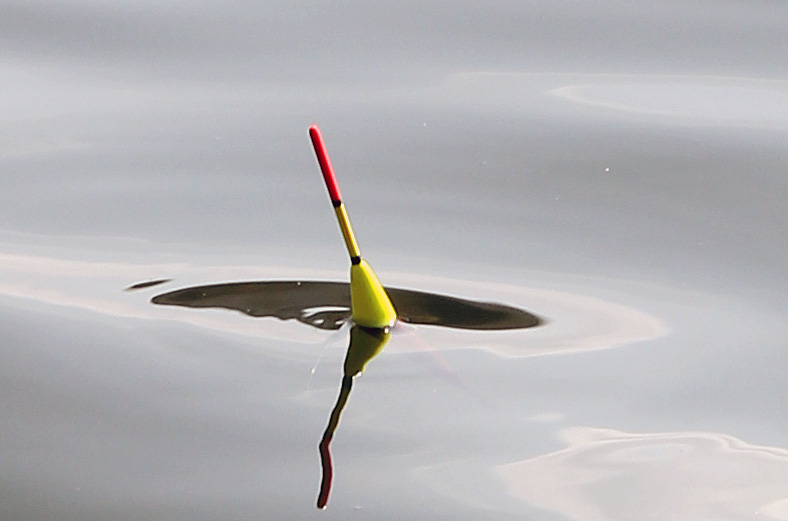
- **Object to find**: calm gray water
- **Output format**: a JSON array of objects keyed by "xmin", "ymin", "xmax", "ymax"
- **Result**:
[{"xmin": 2, "ymin": 1, "xmax": 788, "ymax": 519}]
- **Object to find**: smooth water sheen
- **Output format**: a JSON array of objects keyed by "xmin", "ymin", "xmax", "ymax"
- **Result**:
[{"xmin": 2, "ymin": 1, "xmax": 788, "ymax": 520}]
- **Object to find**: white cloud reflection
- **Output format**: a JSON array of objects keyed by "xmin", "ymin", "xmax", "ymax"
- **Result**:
[
  {"xmin": 498, "ymin": 427, "xmax": 788, "ymax": 521},
  {"xmin": 0, "ymin": 248, "xmax": 668, "ymax": 358},
  {"xmin": 433, "ymin": 72, "xmax": 788, "ymax": 131},
  {"xmin": 552, "ymin": 75, "xmax": 788, "ymax": 130}
]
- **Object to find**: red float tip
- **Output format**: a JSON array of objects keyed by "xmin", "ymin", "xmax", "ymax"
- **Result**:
[{"xmin": 309, "ymin": 125, "xmax": 342, "ymax": 204}]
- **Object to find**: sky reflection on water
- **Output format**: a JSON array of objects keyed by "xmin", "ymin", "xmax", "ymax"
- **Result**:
[
  {"xmin": 2, "ymin": 0, "xmax": 788, "ymax": 518},
  {"xmin": 498, "ymin": 427, "xmax": 788, "ymax": 521}
]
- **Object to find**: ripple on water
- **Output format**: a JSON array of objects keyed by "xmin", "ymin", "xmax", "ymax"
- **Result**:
[{"xmin": 149, "ymin": 271, "xmax": 669, "ymax": 358}]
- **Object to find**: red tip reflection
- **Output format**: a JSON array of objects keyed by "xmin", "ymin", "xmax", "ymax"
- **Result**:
[{"xmin": 317, "ymin": 435, "xmax": 334, "ymax": 509}]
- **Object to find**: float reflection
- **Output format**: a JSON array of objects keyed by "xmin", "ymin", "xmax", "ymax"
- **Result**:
[{"xmin": 317, "ymin": 325, "xmax": 391, "ymax": 509}]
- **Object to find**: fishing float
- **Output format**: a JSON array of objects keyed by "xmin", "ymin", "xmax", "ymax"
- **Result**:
[
  {"xmin": 147, "ymin": 126, "xmax": 542, "ymax": 510},
  {"xmin": 308, "ymin": 125, "xmax": 397, "ymax": 330}
]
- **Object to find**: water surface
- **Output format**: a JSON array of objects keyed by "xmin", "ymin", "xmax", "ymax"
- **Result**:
[{"xmin": 2, "ymin": 1, "xmax": 788, "ymax": 520}]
